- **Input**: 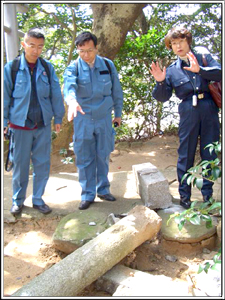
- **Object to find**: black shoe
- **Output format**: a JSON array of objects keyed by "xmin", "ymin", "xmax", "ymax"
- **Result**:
[
  {"xmin": 203, "ymin": 195, "xmax": 212, "ymax": 203},
  {"xmin": 10, "ymin": 204, "xmax": 23, "ymax": 215},
  {"xmin": 79, "ymin": 201, "xmax": 92, "ymax": 210},
  {"xmin": 33, "ymin": 204, "xmax": 52, "ymax": 214},
  {"xmin": 97, "ymin": 193, "xmax": 116, "ymax": 201},
  {"xmin": 180, "ymin": 198, "xmax": 191, "ymax": 209}
]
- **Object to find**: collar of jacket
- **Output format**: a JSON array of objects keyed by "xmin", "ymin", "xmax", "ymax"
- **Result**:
[
  {"xmin": 176, "ymin": 49, "xmax": 201, "ymax": 67},
  {"xmin": 19, "ymin": 52, "xmax": 45, "ymax": 73},
  {"xmin": 79, "ymin": 55, "xmax": 104, "ymax": 71}
]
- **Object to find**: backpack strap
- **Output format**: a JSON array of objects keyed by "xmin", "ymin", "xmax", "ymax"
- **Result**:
[
  {"xmin": 11, "ymin": 56, "xmax": 21, "ymax": 102},
  {"xmin": 75, "ymin": 59, "xmax": 79, "ymax": 76},
  {"xmin": 39, "ymin": 57, "xmax": 51, "ymax": 85},
  {"xmin": 39, "ymin": 57, "xmax": 51, "ymax": 99},
  {"xmin": 103, "ymin": 58, "xmax": 111, "ymax": 75},
  {"xmin": 10, "ymin": 56, "xmax": 51, "ymax": 106}
]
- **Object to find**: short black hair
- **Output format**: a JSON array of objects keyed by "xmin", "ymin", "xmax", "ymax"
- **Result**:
[
  {"xmin": 25, "ymin": 28, "xmax": 45, "ymax": 42},
  {"xmin": 75, "ymin": 31, "xmax": 97, "ymax": 47}
]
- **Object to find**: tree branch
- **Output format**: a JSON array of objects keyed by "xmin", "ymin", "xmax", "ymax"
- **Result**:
[{"xmin": 37, "ymin": 6, "xmax": 73, "ymax": 36}]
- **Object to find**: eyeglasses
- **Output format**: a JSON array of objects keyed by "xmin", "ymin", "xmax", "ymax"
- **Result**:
[
  {"xmin": 171, "ymin": 38, "xmax": 186, "ymax": 47},
  {"xmin": 24, "ymin": 41, "xmax": 44, "ymax": 50},
  {"xmin": 77, "ymin": 48, "xmax": 96, "ymax": 55}
]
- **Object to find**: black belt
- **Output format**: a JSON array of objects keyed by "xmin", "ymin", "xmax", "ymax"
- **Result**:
[{"xmin": 183, "ymin": 92, "xmax": 205, "ymax": 101}]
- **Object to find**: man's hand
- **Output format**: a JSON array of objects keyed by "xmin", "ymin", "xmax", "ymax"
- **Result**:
[
  {"xmin": 54, "ymin": 124, "xmax": 61, "ymax": 133},
  {"xmin": 112, "ymin": 117, "xmax": 122, "ymax": 127},
  {"xmin": 68, "ymin": 100, "xmax": 85, "ymax": 122},
  {"xmin": 183, "ymin": 52, "xmax": 200, "ymax": 73},
  {"xmin": 4, "ymin": 127, "xmax": 9, "ymax": 141},
  {"xmin": 149, "ymin": 61, "xmax": 166, "ymax": 82}
]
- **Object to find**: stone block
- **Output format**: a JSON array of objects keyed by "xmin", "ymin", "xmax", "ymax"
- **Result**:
[
  {"xmin": 132, "ymin": 162, "xmax": 172, "ymax": 209},
  {"xmin": 96, "ymin": 264, "xmax": 190, "ymax": 296}
]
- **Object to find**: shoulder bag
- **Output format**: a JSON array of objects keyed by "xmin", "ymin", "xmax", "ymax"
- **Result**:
[{"xmin": 202, "ymin": 55, "xmax": 221, "ymax": 108}]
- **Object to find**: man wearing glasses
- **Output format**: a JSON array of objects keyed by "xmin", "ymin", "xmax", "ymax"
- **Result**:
[
  {"xmin": 4, "ymin": 28, "xmax": 65, "ymax": 215},
  {"xmin": 63, "ymin": 31, "xmax": 123, "ymax": 210}
]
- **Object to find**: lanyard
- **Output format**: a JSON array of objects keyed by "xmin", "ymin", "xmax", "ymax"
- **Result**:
[
  {"xmin": 183, "ymin": 69, "xmax": 197, "ymax": 95},
  {"xmin": 183, "ymin": 69, "xmax": 198, "ymax": 106}
]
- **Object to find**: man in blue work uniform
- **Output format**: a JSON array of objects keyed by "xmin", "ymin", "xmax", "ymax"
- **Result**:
[
  {"xmin": 4, "ymin": 28, "xmax": 65, "ymax": 215},
  {"xmin": 150, "ymin": 27, "xmax": 221, "ymax": 209},
  {"xmin": 63, "ymin": 31, "xmax": 123, "ymax": 210}
]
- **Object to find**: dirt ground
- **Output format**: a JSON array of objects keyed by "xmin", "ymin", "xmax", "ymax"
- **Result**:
[{"xmin": 3, "ymin": 134, "xmax": 221, "ymax": 297}]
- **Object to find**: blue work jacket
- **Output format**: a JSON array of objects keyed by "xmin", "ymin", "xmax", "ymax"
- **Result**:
[
  {"xmin": 152, "ymin": 51, "xmax": 221, "ymax": 102},
  {"xmin": 63, "ymin": 55, "xmax": 123, "ymax": 120},
  {"xmin": 4, "ymin": 53, "xmax": 65, "ymax": 128}
]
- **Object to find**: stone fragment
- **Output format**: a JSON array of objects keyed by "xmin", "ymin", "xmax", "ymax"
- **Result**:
[
  {"xmin": 132, "ymin": 162, "xmax": 172, "ymax": 209},
  {"xmin": 96, "ymin": 264, "xmax": 190, "ymax": 296}
]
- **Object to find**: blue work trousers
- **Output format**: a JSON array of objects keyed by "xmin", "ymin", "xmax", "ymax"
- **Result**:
[
  {"xmin": 10, "ymin": 124, "xmax": 51, "ymax": 206},
  {"xmin": 177, "ymin": 94, "xmax": 220, "ymax": 199},
  {"xmin": 73, "ymin": 113, "xmax": 115, "ymax": 201}
]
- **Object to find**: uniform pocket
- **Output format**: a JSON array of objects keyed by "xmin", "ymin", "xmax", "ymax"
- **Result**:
[
  {"xmin": 98, "ymin": 75, "xmax": 112, "ymax": 96},
  {"xmin": 13, "ymin": 76, "xmax": 27, "ymax": 98},
  {"xmin": 40, "ymin": 74, "xmax": 50, "ymax": 97},
  {"xmin": 77, "ymin": 77, "xmax": 92, "ymax": 98},
  {"xmin": 173, "ymin": 77, "xmax": 189, "ymax": 88}
]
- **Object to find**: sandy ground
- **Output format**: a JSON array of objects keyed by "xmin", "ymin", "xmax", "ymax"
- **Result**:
[{"xmin": 3, "ymin": 135, "xmax": 221, "ymax": 297}]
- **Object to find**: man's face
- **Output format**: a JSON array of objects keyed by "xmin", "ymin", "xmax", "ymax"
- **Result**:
[
  {"xmin": 21, "ymin": 37, "xmax": 45, "ymax": 63},
  {"xmin": 77, "ymin": 40, "xmax": 97, "ymax": 64}
]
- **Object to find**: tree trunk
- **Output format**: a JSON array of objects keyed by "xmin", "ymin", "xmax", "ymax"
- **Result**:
[
  {"xmin": 57, "ymin": 4, "xmax": 147, "ymax": 151},
  {"xmin": 91, "ymin": 3, "xmax": 147, "ymax": 60}
]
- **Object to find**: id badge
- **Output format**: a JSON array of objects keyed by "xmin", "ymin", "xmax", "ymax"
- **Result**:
[{"xmin": 192, "ymin": 95, "xmax": 197, "ymax": 106}]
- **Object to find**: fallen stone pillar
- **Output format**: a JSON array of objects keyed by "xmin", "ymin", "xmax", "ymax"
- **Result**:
[
  {"xmin": 133, "ymin": 162, "xmax": 172, "ymax": 209},
  {"xmin": 12, "ymin": 205, "xmax": 162, "ymax": 297}
]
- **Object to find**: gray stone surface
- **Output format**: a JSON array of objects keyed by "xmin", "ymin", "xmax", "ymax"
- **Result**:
[
  {"xmin": 52, "ymin": 210, "xmax": 110, "ymax": 254},
  {"xmin": 191, "ymin": 264, "xmax": 221, "ymax": 296},
  {"xmin": 96, "ymin": 264, "xmax": 190, "ymax": 296},
  {"xmin": 132, "ymin": 162, "xmax": 173, "ymax": 209},
  {"xmin": 157, "ymin": 204, "xmax": 217, "ymax": 243}
]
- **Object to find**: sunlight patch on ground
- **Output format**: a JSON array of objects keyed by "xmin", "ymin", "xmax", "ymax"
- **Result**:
[
  {"xmin": 4, "ymin": 231, "xmax": 49, "ymax": 259},
  {"xmin": 147, "ymin": 151, "xmax": 156, "ymax": 156}
]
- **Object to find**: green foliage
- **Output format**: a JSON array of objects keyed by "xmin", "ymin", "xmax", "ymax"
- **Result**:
[
  {"xmin": 181, "ymin": 142, "xmax": 221, "ymax": 188},
  {"xmin": 59, "ymin": 148, "xmax": 74, "ymax": 165},
  {"xmin": 114, "ymin": 28, "xmax": 173, "ymax": 140},
  {"xmin": 51, "ymin": 131, "xmax": 58, "ymax": 141},
  {"xmin": 17, "ymin": 4, "xmax": 92, "ymax": 83},
  {"xmin": 163, "ymin": 123, "xmax": 179, "ymax": 136},
  {"xmin": 167, "ymin": 199, "xmax": 221, "ymax": 230},
  {"xmin": 198, "ymin": 248, "xmax": 221, "ymax": 274},
  {"xmin": 169, "ymin": 141, "xmax": 221, "ymax": 274}
]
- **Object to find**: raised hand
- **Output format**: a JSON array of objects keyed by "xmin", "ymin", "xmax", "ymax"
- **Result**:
[
  {"xmin": 183, "ymin": 52, "xmax": 200, "ymax": 73},
  {"xmin": 150, "ymin": 61, "xmax": 166, "ymax": 82}
]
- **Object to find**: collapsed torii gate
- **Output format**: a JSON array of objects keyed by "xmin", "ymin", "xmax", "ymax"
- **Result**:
[{"xmin": 3, "ymin": 3, "xmax": 28, "ymax": 62}]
